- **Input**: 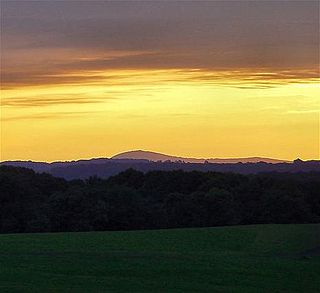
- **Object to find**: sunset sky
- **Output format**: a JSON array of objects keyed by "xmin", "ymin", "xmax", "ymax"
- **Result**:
[{"xmin": 1, "ymin": 1, "xmax": 319, "ymax": 162}]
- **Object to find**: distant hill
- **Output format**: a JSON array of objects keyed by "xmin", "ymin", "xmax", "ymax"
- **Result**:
[
  {"xmin": 112, "ymin": 150, "xmax": 290, "ymax": 164},
  {"xmin": 1, "ymin": 153, "xmax": 319, "ymax": 180}
]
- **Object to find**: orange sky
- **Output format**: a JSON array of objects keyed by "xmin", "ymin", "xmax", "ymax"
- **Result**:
[{"xmin": 1, "ymin": 1, "xmax": 319, "ymax": 162}]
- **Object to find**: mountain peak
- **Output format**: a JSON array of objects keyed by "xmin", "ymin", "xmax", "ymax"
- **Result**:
[
  {"xmin": 112, "ymin": 150, "xmax": 181, "ymax": 161},
  {"xmin": 111, "ymin": 150, "xmax": 290, "ymax": 164}
]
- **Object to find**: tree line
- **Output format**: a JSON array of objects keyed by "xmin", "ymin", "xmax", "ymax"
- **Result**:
[{"xmin": 0, "ymin": 165, "xmax": 319, "ymax": 233}]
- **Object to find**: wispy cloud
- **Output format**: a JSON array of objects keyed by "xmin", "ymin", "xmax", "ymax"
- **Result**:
[
  {"xmin": 2, "ymin": 1, "xmax": 318, "ymax": 88},
  {"xmin": 2, "ymin": 94, "xmax": 116, "ymax": 107},
  {"xmin": 286, "ymin": 110, "xmax": 320, "ymax": 114},
  {"xmin": 1, "ymin": 71, "xmax": 110, "ymax": 89},
  {"xmin": 183, "ymin": 69, "xmax": 320, "ymax": 89},
  {"xmin": 2, "ymin": 111, "xmax": 99, "ymax": 121},
  {"xmin": 2, "ymin": 66, "xmax": 319, "ymax": 92}
]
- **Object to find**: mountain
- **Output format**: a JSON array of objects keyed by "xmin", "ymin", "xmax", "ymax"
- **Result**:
[
  {"xmin": 2, "ymin": 151, "xmax": 319, "ymax": 180},
  {"xmin": 112, "ymin": 150, "xmax": 290, "ymax": 164},
  {"xmin": 1, "ymin": 159, "xmax": 319, "ymax": 181}
]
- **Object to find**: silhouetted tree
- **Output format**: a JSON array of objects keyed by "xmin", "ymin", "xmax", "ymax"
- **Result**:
[{"xmin": 0, "ymin": 165, "xmax": 319, "ymax": 233}]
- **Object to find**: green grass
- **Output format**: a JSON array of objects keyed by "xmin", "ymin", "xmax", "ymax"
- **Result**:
[{"xmin": 0, "ymin": 224, "xmax": 319, "ymax": 292}]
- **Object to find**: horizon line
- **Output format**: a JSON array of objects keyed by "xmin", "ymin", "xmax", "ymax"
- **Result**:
[{"xmin": 1, "ymin": 149, "xmax": 315, "ymax": 164}]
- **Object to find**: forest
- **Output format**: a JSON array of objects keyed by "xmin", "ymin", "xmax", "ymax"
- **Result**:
[{"xmin": 0, "ymin": 165, "xmax": 319, "ymax": 233}]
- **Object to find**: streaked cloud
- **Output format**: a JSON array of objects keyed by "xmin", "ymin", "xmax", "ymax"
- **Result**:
[
  {"xmin": 1, "ymin": 111, "xmax": 99, "ymax": 121},
  {"xmin": 2, "ymin": 94, "xmax": 116, "ymax": 107},
  {"xmin": 286, "ymin": 110, "xmax": 320, "ymax": 114},
  {"xmin": 2, "ymin": 67, "xmax": 319, "ymax": 91},
  {"xmin": 2, "ymin": 1, "xmax": 319, "ymax": 88}
]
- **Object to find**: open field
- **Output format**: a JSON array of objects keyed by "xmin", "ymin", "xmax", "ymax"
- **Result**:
[{"xmin": 0, "ymin": 224, "xmax": 319, "ymax": 292}]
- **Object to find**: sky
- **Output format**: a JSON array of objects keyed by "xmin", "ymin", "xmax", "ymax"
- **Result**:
[{"xmin": 1, "ymin": 0, "xmax": 319, "ymax": 162}]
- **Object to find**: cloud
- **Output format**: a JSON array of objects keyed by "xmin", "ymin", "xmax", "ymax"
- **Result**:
[
  {"xmin": 183, "ymin": 69, "xmax": 320, "ymax": 89},
  {"xmin": 286, "ymin": 110, "xmax": 320, "ymax": 114},
  {"xmin": 2, "ymin": 67, "xmax": 318, "ymax": 95},
  {"xmin": 2, "ymin": 94, "xmax": 116, "ymax": 107},
  {"xmin": 1, "ymin": 1, "xmax": 319, "ymax": 88},
  {"xmin": 1, "ymin": 111, "xmax": 100, "ymax": 121},
  {"xmin": 1, "ymin": 71, "xmax": 111, "ymax": 89}
]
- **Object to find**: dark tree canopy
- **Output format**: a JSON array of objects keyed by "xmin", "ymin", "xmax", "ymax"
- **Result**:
[{"xmin": 0, "ymin": 166, "xmax": 319, "ymax": 233}]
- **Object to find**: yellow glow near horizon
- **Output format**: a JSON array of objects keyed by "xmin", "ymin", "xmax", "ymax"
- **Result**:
[{"xmin": 1, "ymin": 69, "xmax": 319, "ymax": 162}]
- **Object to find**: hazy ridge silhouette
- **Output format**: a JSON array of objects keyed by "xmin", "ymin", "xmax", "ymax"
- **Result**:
[
  {"xmin": 112, "ymin": 150, "xmax": 290, "ymax": 164},
  {"xmin": 1, "ymin": 150, "xmax": 319, "ymax": 180}
]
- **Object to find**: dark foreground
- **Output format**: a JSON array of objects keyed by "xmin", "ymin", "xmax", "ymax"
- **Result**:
[
  {"xmin": 0, "ymin": 224, "xmax": 319, "ymax": 292},
  {"xmin": 1, "ymin": 166, "xmax": 320, "ymax": 233}
]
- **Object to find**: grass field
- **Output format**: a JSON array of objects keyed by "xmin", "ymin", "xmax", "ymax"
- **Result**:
[{"xmin": 0, "ymin": 224, "xmax": 319, "ymax": 292}]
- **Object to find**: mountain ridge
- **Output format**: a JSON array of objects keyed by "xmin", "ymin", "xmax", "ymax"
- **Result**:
[
  {"xmin": 1, "ymin": 155, "xmax": 319, "ymax": 180},
  {"xmin": 112, "ymin": 150, "xmax": 291, "ymax": 164}
]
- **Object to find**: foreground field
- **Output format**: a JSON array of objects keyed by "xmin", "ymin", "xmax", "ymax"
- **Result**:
[{"xmin": 0, "ymin": 224, "xmax": 319, "ymax": 292}]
